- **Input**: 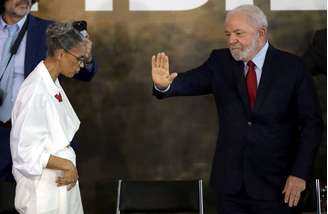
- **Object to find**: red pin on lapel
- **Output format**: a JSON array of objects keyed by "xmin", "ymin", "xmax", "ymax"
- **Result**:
[{"xmin": 54, "ymin": 93, "xmax": 62, "ymax": 102}]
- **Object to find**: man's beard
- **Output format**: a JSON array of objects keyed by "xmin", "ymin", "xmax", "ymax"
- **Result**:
[{"xmin": 229, "ymin": 37, "xmax": 258, "ymax": 62}]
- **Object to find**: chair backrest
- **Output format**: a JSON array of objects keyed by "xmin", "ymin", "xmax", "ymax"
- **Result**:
[
  {"xmin": 116, "ymin": 179, "xmax": 204, "ymax": 214},
  {"xmin": 299, "ymin": 179, "xmax": 325, "ymax": 214}
]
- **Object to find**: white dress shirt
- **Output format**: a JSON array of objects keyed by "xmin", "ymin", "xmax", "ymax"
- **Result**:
[
  {"xmin": 243, "ymin": 41, "xmax": 269, "ymax": 87},
  {"xmin": 0, "ymin": 15, "xmax": 27, "ymax": 104}
]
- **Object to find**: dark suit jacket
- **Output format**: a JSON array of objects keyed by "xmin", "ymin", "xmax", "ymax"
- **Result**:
[
  {"xmin": 153, "ymin": 45, "xmax": 322, "ymax": 200},
  {"xmin": 302, "ymin": 28, "xmax": 327, "ymax": 76},
  {"xmin": 0, "ymin": 14, "xmax": 97, "ymax": 181}
]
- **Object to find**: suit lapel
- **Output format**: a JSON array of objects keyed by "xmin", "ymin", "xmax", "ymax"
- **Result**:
[
  {"xmin": 24, "ymin": 15, "xmax": 38, "ymax": 77},
  {"xmin": 231, "ymin": 60, "xmax": 249, "ymax": 112},
  {"xmin": 254, "ymin": 45, "xmax": 279, "ymax": 112}
]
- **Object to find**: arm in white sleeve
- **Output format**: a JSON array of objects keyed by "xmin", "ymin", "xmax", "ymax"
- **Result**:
[{"xmin": 10, "ymin": 94, "xmax": 52, "ymax": 177}]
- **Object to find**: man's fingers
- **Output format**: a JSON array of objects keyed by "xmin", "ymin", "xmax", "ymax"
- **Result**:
[
  {"xmin": 288, "ymin": 192, "xmax": 300, "ymax": 207},
  {"xmin": 160, "ymin": 52, "xmax": 166, "ymax": 68},
  {"xmin": 284, "ymin": 187, "xmax": 302, "ymax": 207},
  {"xmin": 170, "ymin": 73, "xmax": 178, "ymax": 82},
  {"xmin": 158, "ymin": 52, "xmax": 163, "ymax": 68},
  {"xmin": 164, "ymin": 55, "xmax": 169, "ymax": 71},
  {"xmin": 152, "ymin": 53, "xmax": 172, "ymax": 89},
  {"xmin": 152, "ymin": 55, "xmax": 156, "ymax": 70},
  {"xmin": 158, "ymin": 53, "xmax": 162, "ymax": 68},
  {"xmin": 283, "ymin": 176, "xmax": 306, "ymax": 207},
  {"xmin": 293, "ymin": 193, "xmax": 301, "ymax": 207},
  {"xmin": 155, "ymin": 53, "xmax": 161, "ymax": 68},
  {"xmin": 288, "ymin": 193, "xmax": 295, "ymax": 207},
  {"xmin": 284, "ymin": 186, "xmax": 291, "ymax": 204}
]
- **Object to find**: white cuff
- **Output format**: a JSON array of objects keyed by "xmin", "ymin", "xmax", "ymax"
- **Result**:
[
  {"xmin": 154, "ymin": 84, "xmax": 170, "ymax": 92},
  {"xmin": 40, "ymin": 151, "xmax": 51, "ymax": 169}
]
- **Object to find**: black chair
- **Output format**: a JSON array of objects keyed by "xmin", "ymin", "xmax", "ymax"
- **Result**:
[
  {"xmin": 299, "ymin": 179, "xmax": 326, "ymax": 214},
  {"xmin": 116, "ymin": 179, "xmax": 204, "ymax": 214}
]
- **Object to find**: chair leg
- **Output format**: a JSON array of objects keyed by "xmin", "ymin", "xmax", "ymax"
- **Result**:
[
  {"xmin": 116, "ymin": 180, "xmax": 122, "ymax": 214},
  {"xmin": 198, "ymin": 179, "xmax": 204, "ymax": 214},
  {"xmin": 315, "ymin": 179, "xmax": 321, "ymax": 214}
]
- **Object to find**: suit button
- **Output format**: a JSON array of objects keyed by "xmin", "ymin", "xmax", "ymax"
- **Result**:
[{"xmin": 248, "ymin": 121, "xmax": 252, "ymax": 126}]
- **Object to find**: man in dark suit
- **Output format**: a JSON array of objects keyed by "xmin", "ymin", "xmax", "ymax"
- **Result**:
[
  {"xmin": 152, "ymin": 5, "xmax": 322, "ymax": 214},
  {"xmin": 0, "ymin": 0, "xmax": 96, "ymax": 181}
]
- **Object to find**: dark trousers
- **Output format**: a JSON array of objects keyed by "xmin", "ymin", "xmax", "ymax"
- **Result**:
[
  {"xmin": 0, "ymin": 128, "xmax": 16, "ymax": 213},
  {"xmin": 0, "ymin": 212, "xmax": 19, "ymax": 214},
  {"xmin": 0, "ymin": 127, "xmax": 14, "ymax": 182},
  {"xmin": 216, "ymin": 185, "xmax": 300, "ymax": 214}
]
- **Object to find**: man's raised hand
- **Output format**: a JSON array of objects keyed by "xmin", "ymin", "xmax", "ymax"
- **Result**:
[{"xmin": 151, "ymin": 52, "xmax": 177, "ymax": 90}]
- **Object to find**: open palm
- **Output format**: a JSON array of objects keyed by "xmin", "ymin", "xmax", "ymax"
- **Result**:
[{"xmin": 151, "ymin": 52, "xmax": 177, "ymax": 89}]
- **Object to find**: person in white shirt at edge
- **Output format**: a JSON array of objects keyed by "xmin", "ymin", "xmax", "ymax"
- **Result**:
[{"xmin": 10, "ymin": 22, "xmax": 88, "ymax": 214}]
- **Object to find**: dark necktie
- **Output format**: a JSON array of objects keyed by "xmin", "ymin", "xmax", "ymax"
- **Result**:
[{"xmin": 246, "ymin": 61, "xmax": 257, "ymax": 111}]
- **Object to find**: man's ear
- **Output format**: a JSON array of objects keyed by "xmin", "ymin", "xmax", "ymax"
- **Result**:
[{"xmin": 258, "ymin": 27, "xmax": 267, "ymax": 40}]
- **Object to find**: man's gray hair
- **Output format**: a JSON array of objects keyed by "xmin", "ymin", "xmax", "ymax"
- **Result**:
[
  {"xmin": 46, "ymin": 22, "xmax": 84, "ymax": 57},
  {"xmin": 227, "ymin": 5, "xmax": 268, "ymax": 29}
]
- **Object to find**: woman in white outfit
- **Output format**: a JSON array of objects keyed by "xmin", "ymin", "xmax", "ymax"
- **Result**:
[{"xmin": 10, "ymin": 22, "xmax": 88, "ymax": 214}]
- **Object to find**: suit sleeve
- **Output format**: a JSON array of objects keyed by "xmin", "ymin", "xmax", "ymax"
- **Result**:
[
  {"xmin": 291, "ymin": 61, "xmax": 323, "ymax": 180},
  {"xmin": 153, "ymin": 51, "xmax": 216, "ymax": 99}
]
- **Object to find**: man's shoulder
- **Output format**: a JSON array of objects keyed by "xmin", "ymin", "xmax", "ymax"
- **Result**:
[
  {"xmin": 207, "ymin": 48, "xmax": 241, "ymax": 66},
  {"xmin": 207, "ymin": 48, "xmax": 233, "ymax": 62},
  {"xmin": 29, "ymin": 14, "xmax": 54, "ymax": 27},
  {"xmin": 210, "ymin": 48, "xmax": 231, "ymax": 56},
  {"xmin": 269, "ymin": 45, "xmax": 302, "ymax": 64},
  {"xmin": 269, "ymin": 45, "xmax": 307, "ymax": 78}
]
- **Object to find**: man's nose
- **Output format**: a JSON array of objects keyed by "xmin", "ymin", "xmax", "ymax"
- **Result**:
[{"xmin": 228, "ymin": 35, "xmax": 237, "ymax": 45}]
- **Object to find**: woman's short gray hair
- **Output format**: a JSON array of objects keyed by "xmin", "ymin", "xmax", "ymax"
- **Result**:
[
  {"xmin": 227, "ymin": 5, "xmax": 268, "ymax": 29},
  {"xmin": 46, "ymin": 22, "xmax": 84, "ymax": 57}
]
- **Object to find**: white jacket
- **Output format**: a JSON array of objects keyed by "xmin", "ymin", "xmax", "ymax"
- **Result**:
[{"xmin": 10, "ymin": 61, "xmax": 83, "ymax": 214}]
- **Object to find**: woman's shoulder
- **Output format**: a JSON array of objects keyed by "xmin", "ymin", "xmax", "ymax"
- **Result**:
[{"xmin": 16, "ymin": 71, "xmax": 50, "ymax": 108}]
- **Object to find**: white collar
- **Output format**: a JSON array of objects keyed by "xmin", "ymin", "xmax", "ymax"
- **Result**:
[
  {"xmin": 246, "ymin": 41, "xmax": 269, "ymax": 69},
  {"xmin": 0, "ymin": 15, "xmax": 28, "ymax": 30},
  {"xmin": 37, "ymin": 61, "xmax": 62, "ymax": 98}
]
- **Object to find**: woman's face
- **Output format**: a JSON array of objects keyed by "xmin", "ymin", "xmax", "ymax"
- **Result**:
[{"xmin": 60, "ymin": 44, "xmax": 86, "ymax": 78}]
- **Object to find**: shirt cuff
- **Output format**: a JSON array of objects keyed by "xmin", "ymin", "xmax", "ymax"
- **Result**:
[
  {"xmin": 40, "ymin": 151, "xmax": 51, "ymax": 169},
  {"xmin": 85, "ymin": 62, "xmax": 93, "ymax": 71},
  {"xmin": 154, "ymin": 84, "xmax": 170, "ymax": 92}
]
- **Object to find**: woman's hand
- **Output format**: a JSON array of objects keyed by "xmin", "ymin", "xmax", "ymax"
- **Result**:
[
  {"xmin": 46, "ymin": 155, "xmax": 79, "ymax": 191},
  {"xmin": 56, "ymin": 160, "xmax": 79, "ymax": 191}
]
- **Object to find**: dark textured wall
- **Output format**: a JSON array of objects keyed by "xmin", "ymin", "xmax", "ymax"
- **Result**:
[{"xmin": 33, "ymin": 1, "xmax": 326, "ymax": 213}]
